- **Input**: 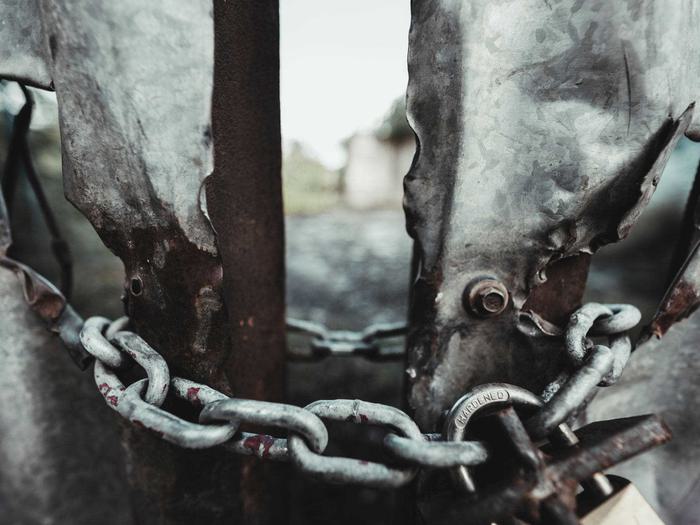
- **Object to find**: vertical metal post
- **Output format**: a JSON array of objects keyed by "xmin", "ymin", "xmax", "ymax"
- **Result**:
[
  {"xmin": 125, "ymin": 2, "xmax": 287, "ymax": 522},
  {"xmin": 207, "ymin": 0, "xmax": 287, "ymax": 521}
]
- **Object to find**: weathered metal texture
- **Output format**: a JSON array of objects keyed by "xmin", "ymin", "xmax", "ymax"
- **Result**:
[
  {"xmin": 405, "ymin": 0, "xmax": 700, "ymax": 429},
  {"xmin": 0, "ymin": 1, "xmax": 286, "ymax": 522},
  {"xmin": 0, "ymin": 266, "xmax": 130, "ymax": 524},
  {"xmin": 0, "ymin": 177, "xmax": 9, "ymax": 250},
  {"xmin": 0, "ymin": 0, "xmax": 52, "ymax": 89},
  {"xmin": 207, "ymin": 1, "xmax": 288, "ymax": 520},
  {"xmin": 288, "ymin": 399, "xmax": 424, "ymax": 487}
]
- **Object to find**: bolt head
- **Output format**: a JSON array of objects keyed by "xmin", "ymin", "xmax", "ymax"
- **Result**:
[{"xmin": 463, "ymin": 277, "xmax": 509, "ymax": 317}]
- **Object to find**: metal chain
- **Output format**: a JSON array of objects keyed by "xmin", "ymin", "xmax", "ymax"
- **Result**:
[
  {"xmin": 528, "ymin": 303, "xmax": 641, "ymax": 438},
  {"xmin": 81, "ymin": 302, "xmax": 639, "ymax": 489},
  {"xmin": 286, "ymin": 318, "xmax": 406, "ymax": 361},
  {"xmin": 85, "ymin": 318, "xmax": 483, "ymax": 487}
]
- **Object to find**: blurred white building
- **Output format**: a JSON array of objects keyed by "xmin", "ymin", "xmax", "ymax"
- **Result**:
[
  {"xmin": 343, "ymin": 133, "xmax": 414, "ymax": 209},
  {"xmin": 343, "ymin": 99, "xmax": 415, "ymax": 209}
]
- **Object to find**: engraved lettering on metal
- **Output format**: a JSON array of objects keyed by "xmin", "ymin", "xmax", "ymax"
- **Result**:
[
  {"xmin": 444, "ymin": 383, "xmax": 543, "ymax": 493},
  {"xmin": 454, "ymin": 389, "xmax": 511, "ymax": 429}
]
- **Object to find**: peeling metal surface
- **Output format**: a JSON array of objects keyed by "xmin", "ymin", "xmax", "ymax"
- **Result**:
[
  {"xmin": 405, "ymin": 0, "xmax": 700, "ymax": 428},
  {"xmin": 1, "ymin": 0, "xmax": 226, "ymax": 385},
  {"xmin": 581, "ymin": 130, "xmax": 700, "ymax": 523}
]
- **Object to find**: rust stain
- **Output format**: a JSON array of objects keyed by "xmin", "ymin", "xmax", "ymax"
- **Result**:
[
  {"xmin": 0, "ymin": 257, "xmax": 66, "ymax": 321},
  {"xmin": 522, "ymin": 254, "xmax": 591, "ymax": 327},
  {"xmin": 649, "ymin": 279, "xmax": 700, "ymax": 338},
  {"xmin": 242, "ymin": 434, "xmax": 275, "ymax": 458}
]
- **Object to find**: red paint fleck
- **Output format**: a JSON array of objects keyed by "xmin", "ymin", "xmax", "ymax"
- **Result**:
[
  {"xmin": 359, "ymin": 414, "xmax": 368, "ymax": 423},
  {"xmin": 243, "ymin": 434, "xmax": 275, "ymax": 458},
  {"xmin": 99, "ymin": 382, "xmax": 119, "ymax": 406},
  {"xmin": 186, "ymin": 387, "xmax": 201, "ymax": 406},
  {"xmin": 359, "ymin": 460, "xmax": 369, "ymax": 466}
]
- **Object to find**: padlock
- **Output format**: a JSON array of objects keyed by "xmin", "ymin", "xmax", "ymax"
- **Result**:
[{"xmin": 579, "ymin": 475, "xmax": 665, "ymax": 525}]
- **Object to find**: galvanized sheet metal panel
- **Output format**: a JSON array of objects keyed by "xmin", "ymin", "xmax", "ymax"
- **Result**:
[
  {"xmin": 0, "ymin": 0, "xmax": 52, "ymax": 89},
  {"xmin": 405, "ymin": 0, "xmax": 700, "ymax": 427}
]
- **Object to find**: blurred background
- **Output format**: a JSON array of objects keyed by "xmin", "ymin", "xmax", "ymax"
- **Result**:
[{"xmin": 1, "ymin": 0, "xmax": 699, "ymax": 522}]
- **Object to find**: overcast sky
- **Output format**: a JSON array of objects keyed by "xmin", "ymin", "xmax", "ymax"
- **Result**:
[{"xmin": 280, "ymin": 0, "xmax": 410, "ymax": 169}]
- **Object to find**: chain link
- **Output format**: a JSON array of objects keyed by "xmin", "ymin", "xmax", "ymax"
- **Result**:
[
  {"xmin": 287, "ymin": 399, "xmax": 423, "ymax": 487},
  {"xmin": 200, "ymin": 399, "xmax": 329, "ymax": 454},
  {"xmin": 80, "ymin": 302, "xmax": 639, "ymax": 488}
]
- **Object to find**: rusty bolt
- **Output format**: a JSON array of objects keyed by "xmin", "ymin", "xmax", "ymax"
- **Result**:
[{"xmin": 463, "ymin": 277, "xmax": 509, "ymax": 317}]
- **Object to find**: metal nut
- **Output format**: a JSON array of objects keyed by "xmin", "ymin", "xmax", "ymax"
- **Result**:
[{"xmin": 463, "ymin": 277, "xmax": 509, "ymax": 317}]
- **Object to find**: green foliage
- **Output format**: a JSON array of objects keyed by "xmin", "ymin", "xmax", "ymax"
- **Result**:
[
  {"xmin": 283, "ymin": 141, "xmax": 340, "ymax": 215},
  {"xmin": 375, "ymin": 97, "xmax": 411, "ymax": 143}
]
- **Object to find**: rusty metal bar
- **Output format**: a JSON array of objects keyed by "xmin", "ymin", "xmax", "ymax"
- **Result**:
[{"xmin": 207, "ymin": 0, "xmax": 287, "ymax": 521}]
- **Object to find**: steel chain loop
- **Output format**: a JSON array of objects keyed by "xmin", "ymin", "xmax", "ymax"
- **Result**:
[
  {"xmin": 383, "ymin": 435, "xmax": 489, "ymax": 468},
  {"xmin": 94, "ymin": 360, "xmax": 238, "ymax": 448},
  {"xmin": 80, "ymin": 317, "xmax": 128, "ymax": 369},
  {"xmin": 287, "ymin": 399, "xmax": 423, "ymax": 487},
  {"xmin": 119, "ymin": 379, "xmax": 238, "ymax": 448},
  {"xmin": 83, "ymin": 318, "xmax": 170, "ymax": 406},
  {"xmin": 200, "ymin": 399, "xmax": 329, "ymax": 454},
  {"xmin": 106, "ymin": 316, "xmax": 130, "ymax": 339},
  {"xmin": 79, "ymin": 301, "xmax": 639, "ymax": 489}
]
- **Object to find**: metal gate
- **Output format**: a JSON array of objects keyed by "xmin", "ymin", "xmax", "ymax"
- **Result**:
[{"xmin": 1, "ymin": 1, "xmax": 700, "ymax": 524}]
